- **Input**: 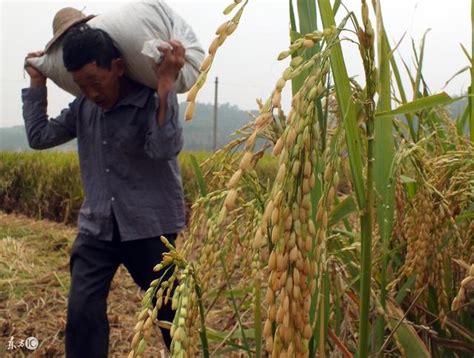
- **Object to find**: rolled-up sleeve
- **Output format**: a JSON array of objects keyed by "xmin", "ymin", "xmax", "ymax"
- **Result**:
[
  {"xmin": 144, "ymin": 90, "xmax": 184, "ymax": 160},
  {"xmin": 22, "ymin": 86, "xmax": 78, "ymax": 150}
]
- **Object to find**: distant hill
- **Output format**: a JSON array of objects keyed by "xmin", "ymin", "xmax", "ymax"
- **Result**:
[
  {"xmin": 0, "ymin": 102, "xmax": 256, "ymax": 152},
  {"xmin": 2, "ymin": 98, "xmax": 468, "ymax": 152}
]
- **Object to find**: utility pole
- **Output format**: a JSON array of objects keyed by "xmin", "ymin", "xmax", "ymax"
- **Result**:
[{"xmin": 213, "ymin": 77, "xmax": 218, "ymax": 152}]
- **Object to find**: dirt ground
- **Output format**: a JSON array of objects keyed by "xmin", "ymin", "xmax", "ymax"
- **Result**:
[{"xmin": 0, "ymin": 212, "xmax": 168, "ymax": 357}]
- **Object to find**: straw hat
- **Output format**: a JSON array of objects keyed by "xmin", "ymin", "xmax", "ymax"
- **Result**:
[{"xmin": 44, "ymin": 7, "xmax": 96, "ymax": 52}]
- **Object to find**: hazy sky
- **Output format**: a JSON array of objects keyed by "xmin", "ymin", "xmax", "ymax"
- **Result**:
[{"xmin": 0, "ymin": 0, "xmax": 471, "ymax": 128}]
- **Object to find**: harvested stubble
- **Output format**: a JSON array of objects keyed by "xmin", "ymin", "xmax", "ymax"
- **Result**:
[{"xmin": 0, "ymin": 212, "xmax": 167, "ymax": 357}]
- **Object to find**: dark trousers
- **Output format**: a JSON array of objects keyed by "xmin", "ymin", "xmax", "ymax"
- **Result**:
[{"xmin": 65, "ymin": 215, "xmax": 176, "ymax": 358}]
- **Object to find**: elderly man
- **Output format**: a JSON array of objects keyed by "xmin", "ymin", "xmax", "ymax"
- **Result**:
[{"xmin": 23, "ymin": 7, "xmax": 186, "ymax": 357}]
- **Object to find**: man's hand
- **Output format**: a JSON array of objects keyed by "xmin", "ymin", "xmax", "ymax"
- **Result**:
[
  {"xmin": 156, "ymin": 40, "xmax": 186, "ymax": 92},
  {"xmin": 155, "ymin": 40, "xmax": 185, "ymax": 126},
  {"xmin": 25, "ymin": 51, "xmax": 47, "ymax": 87}
]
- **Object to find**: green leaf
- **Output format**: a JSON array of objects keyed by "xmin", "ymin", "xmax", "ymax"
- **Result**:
[
  {"xmin": 289, "ymin": 0, "xmax": 297, "ymax": 37},
  {"xmin": 412, "ymin": 29, "xmax": 431, "ymax": 101},
  {"xmin": 386, "ymin": 302, "xmax": 431, "ymax": 358},
  {"xmin": 444, "ymin": 66, "xmax": 470, "ymax": 88},
  {"xmin": 395, "ymin": 276, "xmax": 416, "ymax": 304},
  {"xmin": 253, "ymin": 282, "xmax": 262, "ymax": 358},
  {"xmin": 461, "ymin": 43, "xmax": 472, "ymax": 62},
  {"xmin": 455, "ymin": 210, "xmax": 474, "ymax": 223},
  {"xmin": 329, "ymin": 195, "xmax": 357, "ymax": 226},
  {"xmin": 190, "ymin": 154, "xmax": 207, "ymax": 197},
  {"xmin": 317, "ymin": 0, "xmax": 366, "ymax": 210},
  {"xmin": 297, "ymin": 0, "xmax": 318, "ymax": 41},
  {"xmin": 405, "ymin": 181, "xmax": 417, "ymax": 200},
  {"xmin": 289, "ymin": 29, "xmax": 302, "ymax": 40},
  {"xmin": 206, "ymin": 329, "xmax": 250, "ymax": 351},
  {"xmin": 375, "ymin": 92, "xmax": 463, "ymax": 120},
  {"xmin": 206, "ymin": 286, "xmax": 252, "ymax": 300},
  {"xmin": 291, "ymin": 0, "xmax": 319, "ymax": 93},
  {"xmin": 373, "ymin": 2, "xmax": 396, "ymax": 351},
  {"xmin": 457, "ymin": 104, "xmax": 469, "ymax": 135},
  {"xmin": 387, "ymin": 38, "xmax": 417, "ymax": 140}
]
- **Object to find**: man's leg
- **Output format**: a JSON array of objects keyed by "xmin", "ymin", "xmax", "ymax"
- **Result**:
[
  {"xmin": 121, "ymin": 234, "xmax": 177, "ymax": 351},
  {"xmin": 65, "ymin": 233, "xmax": 120, "ymax": 358}
]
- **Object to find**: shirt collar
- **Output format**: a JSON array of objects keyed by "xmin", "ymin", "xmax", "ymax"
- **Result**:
[
  {"xmin": 104, "ymin": 82, "xmax": 150, "ymax": 113},
  {"xmin": 101, "ymin": 82, "xmax": 151, "ymax": 113}
]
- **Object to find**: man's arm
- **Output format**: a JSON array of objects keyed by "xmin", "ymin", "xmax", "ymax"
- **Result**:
[
  {"xmin": 144, "ymin": 41, "xmax": 185, "ymax": 160},
  {"xmin": 23, "ymin": 51, "xmax": 78, "ymax": 150}
]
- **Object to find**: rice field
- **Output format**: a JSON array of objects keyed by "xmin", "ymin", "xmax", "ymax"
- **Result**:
[{"xmin": 0, "ymin": 151, "xmax": 277, "ymax": 225}]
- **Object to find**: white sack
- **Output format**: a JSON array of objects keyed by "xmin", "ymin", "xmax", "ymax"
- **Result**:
[{"xmin": 27, "ymin": 0, "xmax": 205, "ymax": 95}]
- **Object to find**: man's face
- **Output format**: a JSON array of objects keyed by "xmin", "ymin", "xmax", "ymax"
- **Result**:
[{"xmin": 72, "ymin": 59, "xmax": 124, "ymax": 110}]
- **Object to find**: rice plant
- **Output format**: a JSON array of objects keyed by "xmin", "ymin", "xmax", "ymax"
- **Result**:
[{"xmin": 133, "ymin": 0, "xmax": 474, "ymax": 357}]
